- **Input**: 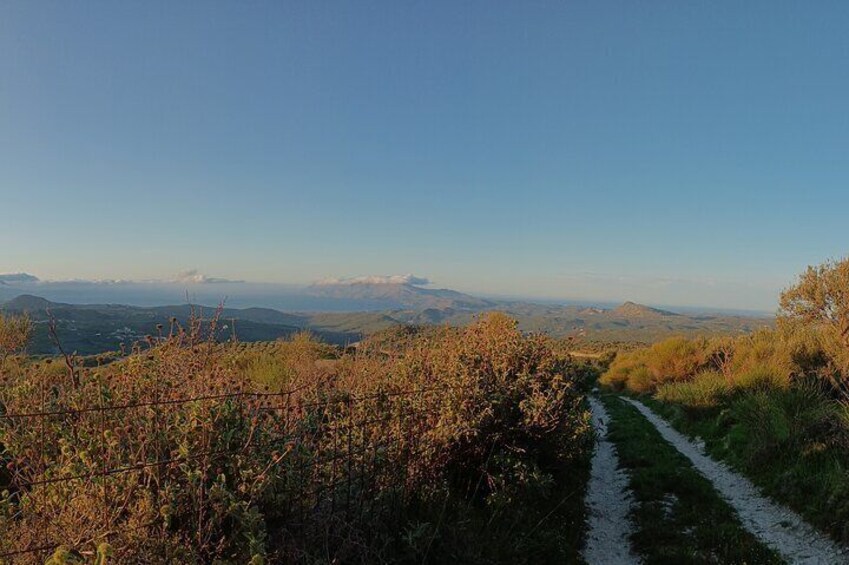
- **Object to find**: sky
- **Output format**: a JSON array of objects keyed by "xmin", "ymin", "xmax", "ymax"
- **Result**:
[{"xmin": 1, "ymin": 1, "xmax": 848, "ymax": 311}]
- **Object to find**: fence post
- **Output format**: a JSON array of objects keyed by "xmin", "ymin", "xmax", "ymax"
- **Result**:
[{"xmin": 346, "ymin": 396, "xmax": 353, "ymax": 519}]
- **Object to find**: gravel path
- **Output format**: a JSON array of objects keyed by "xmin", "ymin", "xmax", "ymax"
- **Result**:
[
  {"xmin": 583, "ymin": 397, "xmax": 641, "ymax": 565},
  {"xmin": 623, "ymin": 397, "xmax": 849, "ymax": 565}
]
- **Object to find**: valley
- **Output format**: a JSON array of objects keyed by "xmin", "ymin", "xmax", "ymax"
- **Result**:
[{"xmin": 0, "ymin": 283, "xmax": 772, "ymax": 356}]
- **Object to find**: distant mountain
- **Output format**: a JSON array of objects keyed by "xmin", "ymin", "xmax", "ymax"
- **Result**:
[
  {"xmin": 308, "ymin": 281, "xmax": 495, "ymax": 311},
  {"xmin": 3, "ymin": 295, "xmax": 304, "ymax": 326},
  {"xmin": 4, "ymin": 294, "xmax": 55, "ymax": 311},
  {"xmin": 611, "ymin": 301, "xmax": 679, "ymax": 318},
  {"xmin": 310, "ymin": 299, "xmax": 771, "ymax": 344},
  {"xmin": 578, "ymin": 307, "xmax": 605, "ymax": 316}
]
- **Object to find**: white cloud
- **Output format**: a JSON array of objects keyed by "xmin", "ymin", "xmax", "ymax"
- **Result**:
[
  {"xmin": 314, "ymin": 274, "xmax": 430, "ymax": 286},
  {"xmin": 171, "ymin": 270, "xmax": 244, "ymax": 284},
  {"xmin": 0, "ymin": 270, "xmax": 244, "ymax": 286},
  {"xmin": 0, "ymin": 273, "xmax": 40, "ymax": 283}
]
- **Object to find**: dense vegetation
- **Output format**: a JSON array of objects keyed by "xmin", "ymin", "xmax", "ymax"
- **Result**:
[
  {"xmin": 600, "ymin": 257, "xmax": 849, "ymax": 544},
  {"xmin": 0, "ymin": 312, "xmax": 594, "ymax": 564}
]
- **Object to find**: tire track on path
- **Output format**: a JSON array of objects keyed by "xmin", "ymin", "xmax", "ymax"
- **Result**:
[
  {"xmin": 583, "ymin": 397, "xmax": 641, "ymax": 564},
  {"xmin": 623, "ymin": 397, "xmax": 849, "ymax": 564}
]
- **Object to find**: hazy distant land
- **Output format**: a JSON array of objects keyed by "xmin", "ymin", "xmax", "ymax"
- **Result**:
[{"xmin": 1, "ymin": 275, "xmax": 772, "ymax": 355}]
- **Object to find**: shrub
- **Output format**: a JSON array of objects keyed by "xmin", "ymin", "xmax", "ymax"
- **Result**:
[
  {"xmin": 734, "ymin": 364, "xmax": 789, "ymax": 391},
  {"xmin": 599, "ymin": 349, "xmax": 649, "ymax": 391},
  {"xmin": 644, "ymin": 336, "xmax": 710, "ymax": 384},
  {"xmin": 601, "ymin": 336, "xmax": 710, "ymax": 393},
  {"xmin": 0, "ymin": 313, "xmax": 591, "ymax": 563},
  {"xmin": 728, "ymin": 381, "xmax": 840, "ymax": 469},
  {"xmin": 601, "ymin": 328, "xmax": 835, "ymax": 396},
  {"xmin": 656, "ymin": 370, "xmax": 731, "ymax": 408},
  {"xmin": 780, "ymin": 257, "xmax": 849, "ymax": 383},
  {"xmin": 0, "ymin": 312, "xmax": 31, "ymax": 363},
  {"xmin": 627, "ymin": 366, "xmax": 655, "ymax": 394}
]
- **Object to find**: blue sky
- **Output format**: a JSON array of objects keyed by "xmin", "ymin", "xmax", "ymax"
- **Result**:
[{"xmin": 1, "ymin": 1, "xmax": 848, "ymax": 310}]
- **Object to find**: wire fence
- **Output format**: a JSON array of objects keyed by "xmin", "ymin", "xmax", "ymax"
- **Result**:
[{"xmin": 0, "ymin": 381, "xmax": 466, "ymax": 563}]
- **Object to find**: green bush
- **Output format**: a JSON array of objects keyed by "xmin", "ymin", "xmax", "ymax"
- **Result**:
[
  {"xmin": 600, "ymin": 329, "xmax": 833, "ymax": 396},
  {"xmin": 656, "ymin": 370, "xmax": 731, "ymax": 408},
  {"xmin": 644, "ymin": 336, "xmax": 710, "ymax": 384},
  {"xmin": 734, "ymin": 364, "xmax": 789, "ymax": 391},
  {"xmin": 598, "ymin": 349, "xmax": 649, "ymax": 391}
]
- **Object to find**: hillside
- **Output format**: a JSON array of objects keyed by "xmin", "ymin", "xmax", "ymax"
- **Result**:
[
  {"xmin": 2, "ymin": 290, "xmax": 773, "ymax": 356},
  {"xmin": 611, "ymin": 301, "xmax": 679, "ymax": 318},
  {"xmin": 307, "ymin": 280, "xmax": 495, "ymax": 310},
  {"xmin": 1, "ymin": 296, "xmax": 357, "ymax": 355}
]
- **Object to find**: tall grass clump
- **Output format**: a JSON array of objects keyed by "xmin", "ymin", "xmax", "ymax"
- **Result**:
[
  {"xmin": 726, "ymin": 381, "xmax": 840, "ymax": 469},
  {"xmin": 227, "ymin": 331, "xmax": 338, "ymax": 391},
  {"xmin": 655, "ymin": 370, "xmax": 731, "ymax": 408},
  {"xmin": 600, "ymin": 336, "xmax": 712, "ymax": 393},
  {"xmin": 600, "ymin": 329, "xmax": 810, "ymax": 399}
]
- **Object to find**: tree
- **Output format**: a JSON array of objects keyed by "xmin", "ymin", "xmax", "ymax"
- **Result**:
[
  {"xmin": 779, "ymin": 257, "xmax": 849, "ymax": 384},
  {"xmin": 0, "ymin": 312, "xmax": 32, "ymax": 361}
]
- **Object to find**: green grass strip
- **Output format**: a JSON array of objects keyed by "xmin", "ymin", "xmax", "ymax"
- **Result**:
[
  {"xmin": 600, "ymin": 394, "xmax": 782, "ymax": 565},
  {"xmin": 640, "ymin": 390, "xmax": 849, "ymax": 546}
]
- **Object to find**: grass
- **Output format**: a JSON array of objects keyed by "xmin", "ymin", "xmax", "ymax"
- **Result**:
[
  {"xmin": 600, "ymin": 394, "xmax": 782, "ymax": 565},
  {"xmin": 641, "ymin": 384, "xmax": 849, "ymax": 544}
]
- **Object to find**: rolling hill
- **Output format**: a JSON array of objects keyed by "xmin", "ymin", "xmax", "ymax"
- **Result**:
[
  {"xmin": 307, "ymin": 280, "xmax": 496, "ymax": 310},
  {"xmin": 1, "ymin": 288, "xmax": 773, "ymax": 356},
  {"xmin": 1, "ymin": 295, "xmax": 357, "ymax": 355}
]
